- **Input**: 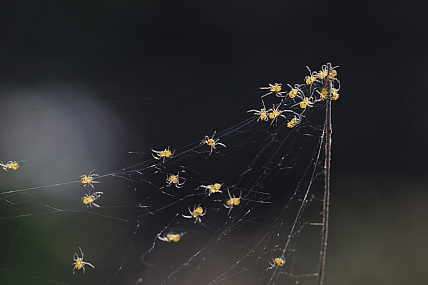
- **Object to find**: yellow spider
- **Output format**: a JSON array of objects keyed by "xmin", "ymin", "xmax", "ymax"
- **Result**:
[
  {"xmin": 82, "ymin": 192, "xmax": 103, "ymax": 207},
  {"xmin": 332, "ymin": 88, "xmax": 340, "ymax": 100},
  {"xmin": 304, "ymin": 66, "xmax": 318, "ymax": 85},
  {"xmin": 268, "ymin": 256, "xmax": 285, "ymax": 270},
  {"xmin": 224, "ymin": 189, "xmax": 241, "ymax": 213},
  {"xmin": 152, "ymin": 147, "xmax": 174, "ymax": 162},
  {"xmin": 166, "ymin": 173, "xmax": 186, "ymax": 188},
  {"xmin": 200, "ymin": 183, "xmax": 223, "ymax": 196},
  {"xmin": 80, "ymin": 169, "xmax": 100, "ymax": 188},
  {"xmin": 287, "ymin": 116, "xmax": 300, "ymax": 129},
  {"xmin": 201, "ymin": 131, "xmax": 226, "ymax": 155},
  {"xmin": 158, "ymin": 232, "xmax": 184, "ymax": 242},
  {"xmin": 1, "ymin": 161, "xmax": 21, "ymax": 171},
  {"xmin": 299, "ymin": 97, "xmax": 314, "ymax": 109},
  {"xmin": 328, "ymin": 69, "xmax": 338, "ymax": 80},
  {"xmin": 318, "ymin": 87, "xmax": 329, "ymax": 100},
  {"xmin": 182, "ymin": 205, "xmax": 206, "ymax": 223},
  {"xmin": 317, "ymin": 65, "xmax": 328, "ymax": 80},
  {"xmin": 72, "ymin": 246, "xmax": 94, "ymax": 274},
  {"xmin": 247, "ymin": 101, "xmax": 268, "ymax": 122},
  {"xmin": 267, "ymin": 106, "xmax": 287, "ymax": 125},
  {"xmin": 286, "ymin": 84, "xmax": 302, "ymax": 99},
  {"xmin": 260, "ymin": 83, "xmax": 286, "ymax": 98}
]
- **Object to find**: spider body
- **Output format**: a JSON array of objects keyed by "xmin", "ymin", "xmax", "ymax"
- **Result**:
[
  {"xmin": 287, "ymin": 117, "xmax": 300, "ymax": 129},
  {"xmin": 224, "ymin": 189, "xmax": 241, "ymax": 213},
  {"xmin": 166, "ymin": 173, "xmax": 186, "ymax": 188},
  {"xmin": 152, "ymin": 147, "xmax": 173, "ymax": 162},
  {"xmin": 304, "ymin": 66, "xmax": 318, "ymax": 85},
  {"xmin": 299, "ymin": 97, "xmax": 314, "ymax": 109},
  {"xmin": 72, "ymin": 247, "xmax": 94, "ymax": 274},
  {"xmin": 268, "ymin": 257, "xmax": 285, "ymax": 270},
  {"xmin": 201, "ymin": 132, "xmax": 226, "ymax": 155},
  {"xmin": 328, "ymin": 69, "xmax": 338, "ymax": 80},
  {"xmin": 82, "ymin": 192, "xmax": 103, "ymax": 207},
  {"xmin": 182, "ymin": 205, "xmax": 206, "ymax": 223},
  {"xmin": 317, "ymin": 64, "xmax": 329, "ymax": 80},
  {"xmin": 200, "ymin": 183, "xmax": 223, "ymax": 196},
  {"xmin": 1, "ymin": 161, "xmax": 21, "ymax": 171},
  {"xmin": 80, "ymin": 169, "xmax": 100, "ymax": 188},
  {"xmin": 260, "ymin": 83, "xmax": 286, "ymax": 98},
  {"xmin": 247, "ymin": 101, "xmax": 268, "ymax": 121},
  {"xmin": 332, "ymin": 88, "xmax": 340, "ymax": 100},
  {"xmin": 319, "ymin": 88, "xmax": 329, "ymax": 100},
  {"xmin": 158, "ymin": 232, "xmax": 184, "ymax": 242},
  {"xmin": 286, "ymin": 84, "xmax": 302, "ymax": 99},
  {"xmin": 267, "ymin": 106, "xmax": 287, "ymax": 125}
]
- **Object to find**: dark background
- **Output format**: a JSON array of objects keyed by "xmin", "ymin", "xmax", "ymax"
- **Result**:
[{"xmin": 1, "ymin": 1, "xmax": 428, "ymax": 285}]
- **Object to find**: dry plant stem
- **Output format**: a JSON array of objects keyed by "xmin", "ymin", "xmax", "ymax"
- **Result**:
[{"xmin": 317, "ymin": 62, "xmax": 333, "ymax": 285}]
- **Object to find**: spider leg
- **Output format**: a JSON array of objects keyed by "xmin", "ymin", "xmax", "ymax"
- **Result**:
[
  {"xmin": 261, "ymin": 92, "xmax": 273, "ymax": 98},
  {"xmin": 217, "ymin": 142, "xmax": 226, "ymax": 148},
  {"xmin": 84, "ymin": 261, "xmax": 95, "ymax": 268}
]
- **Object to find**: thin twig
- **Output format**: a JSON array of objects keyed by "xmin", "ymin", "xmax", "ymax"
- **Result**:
[{"xmin": 317, "ymin": 62, "xmax": 333, "ymax": 285}]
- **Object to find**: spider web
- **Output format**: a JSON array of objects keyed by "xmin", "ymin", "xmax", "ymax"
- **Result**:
[{"xmin": 0, "ymin": 64, "xmax": 338, "ymax": 285}]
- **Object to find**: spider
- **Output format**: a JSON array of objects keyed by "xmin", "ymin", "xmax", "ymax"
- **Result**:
[
  {"xmin": 328, "ymin": 69, "xmax": 338, "ymax": 80},
  {"xmin": 332, "ymin": 88, "xmax": 340, "ymax": 100},
  {"xmin": 201, "ymin": 131, "xmax": 226, "ymax": 155},
  {"xmin": 317, "ymin": 65, "xmax": 329, "ymax": 80},
  {"xmin": 286, "ymin": 84, "xmax": 302, "ymax": 99},
  {"xmin": 182, "ymin": 205, "xmax": 206, "ymax": 223},
  {"xmin": 152, "ymin": 147, "xmax": 174, "ymax": 162},
  {"xmin": 1, "ymin": 161, "xmax": 21, "ymax": 171},
  {"xmin": 299, "ymin": 97, "xmax": 315, "ymax": 109},
  {"xmin": 158, "ymin": 232, "xmax": 184, "ymax": 242},
  {"xmin": 260, "ymin": 83, "xmax": 286, "ymax": 98},
  {"xmin": 318, "ymin": 87, "xmax": 329, "ymax": 100},
  {"xmin": 72, "ymin": 246, "xmax": 95, "ymax": 274},
  {"xmin": 267, "ymin": 257, "xmax": 285, "ymax": 270},
  {"xmin": 247, "ymin": 101, "xmax": 268, "ymax": 122},
  {"xmin": 200, "ymin": 183, "xmax": 223, "ymax": 196},
  {"xmin": 287, "ymin": 116, "xmax": 300, "ymax": 129},
  {"xmin": 82, "ymin": 192, "xmax": 104, "ymax": 207},
  {"xmin": 304, "ymin": 66, "xmax": 318, "ymax": 85},
  {"xmin": 224, "ymin": 189, "xmax": 241, "ymax": 213},
  {"xmin": 267, "ymin": 105, "xmax": 288, "ymax": 125},
  {"xmin": 80, "ymin": 169, "xmax": 100, "ymax": 188},
  {"xmin": 166, "ymin": 173, "xmax": 186, "ymax": 188}
]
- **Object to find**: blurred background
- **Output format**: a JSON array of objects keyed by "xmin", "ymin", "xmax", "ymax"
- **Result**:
[{"xmin": 1, "ymin": 1, "xmax": 428, "ymax": 285}]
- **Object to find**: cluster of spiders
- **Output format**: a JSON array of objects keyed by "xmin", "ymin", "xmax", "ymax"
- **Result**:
[
  {"xmin": 79, "ymin": 169, "xmax": 104, "ymax": 209},
  {"xmin": 150, "ymin": 127, "xmax": 244, "ymax": 251},
  {"xmin": 249, "ymin": 64, "xmax": 340, "ymax": 128},
  {"xmin": 3, "ymin": 64, "xmax": 339, "ymax": 274},
  {"xmin": 83, "ymin": 65, "xmax": 338, "ymax": 271},
  {"xmin": 155, "ymin": 189, "xmax": 241, "ymax": 247},
  {"xmin": 162, "ymin": 176, "xmax": 242, "ymax": 224},
  {"xmin": 152, "ymin": 131, "xmax": 226, "ymax": 162},
  {"xmin": 69, "ymin": 130, "xmax": 230, "ymax": 272},
  {"xmin": 249, "ymin": 64, "xmax": 340, "ymax": 269}
]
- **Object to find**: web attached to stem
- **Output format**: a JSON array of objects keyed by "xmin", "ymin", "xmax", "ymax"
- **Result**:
[{"xmin": 0, "ymin": 64, "xmax": 339, "ymax": 285}]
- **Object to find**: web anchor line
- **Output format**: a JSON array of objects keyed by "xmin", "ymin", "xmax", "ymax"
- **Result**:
[{"xmin": 317, "ymin": 62, "xmax": 333, "ymax": 285}]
